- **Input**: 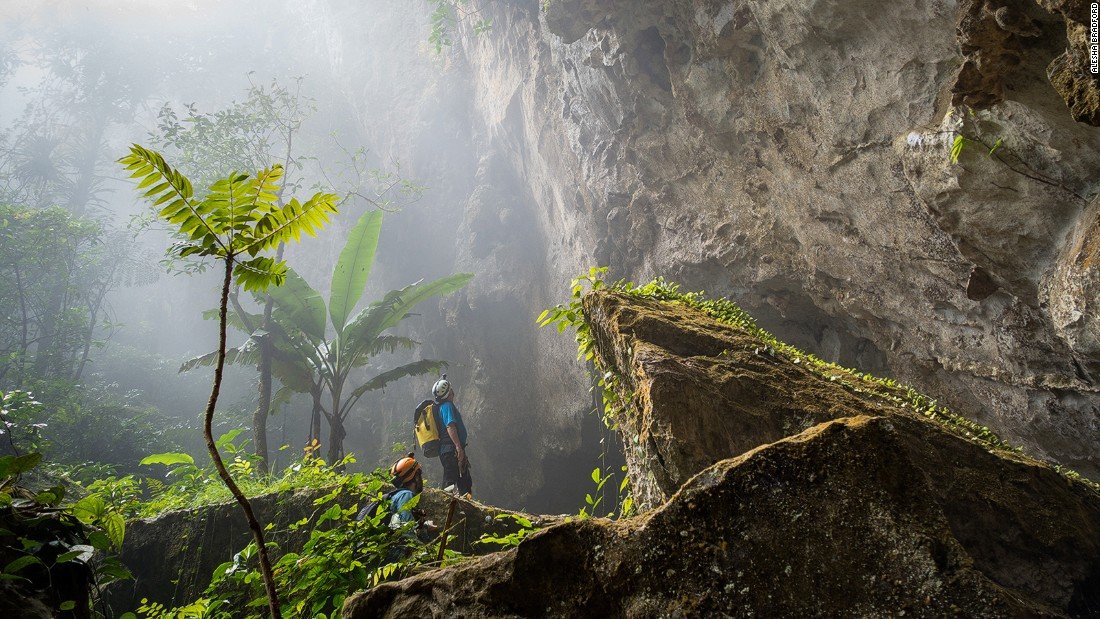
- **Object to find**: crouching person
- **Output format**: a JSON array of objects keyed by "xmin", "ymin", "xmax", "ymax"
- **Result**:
[
  {"xmin": 385, "ymin": 452, "xmax": 424, "ymax": 531},
  {"xmin": 356, "ymin": 453, "xmax": 432, "ymax": 563}
]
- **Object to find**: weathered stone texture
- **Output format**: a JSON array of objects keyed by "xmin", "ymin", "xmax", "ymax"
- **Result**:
[
  {"xmin": 347, "ymin": 414, "xmax": 1100, "ymax": 617},
  {"xmin": 307, "ymin": 0, "xmax": 1100, "ymax": 505},
  {"xmin": 344, "ymin": 292, "xmax": 1100, "ymax": 619}
]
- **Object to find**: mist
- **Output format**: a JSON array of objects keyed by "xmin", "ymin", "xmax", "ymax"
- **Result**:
[{"xmin": 0, "ymin": 0, "xmax": 609, "ymax": 515}]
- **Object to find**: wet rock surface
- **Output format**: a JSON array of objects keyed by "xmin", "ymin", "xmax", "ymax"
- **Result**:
[
  {"xmin": 344, "ymin": 293, "xmax": 1100, "ymax": 618},
  {"xmin": 346, "ymin": 414, "xmax": 1100, "ymax": 618},
  {"xmin": 582, "ymin": 290, "xmax": 909, "ymax": 510}
]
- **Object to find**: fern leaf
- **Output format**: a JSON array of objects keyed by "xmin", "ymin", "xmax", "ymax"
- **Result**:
[
  {"xmin": 234, "ymin": 256, "xmax": 288, "ymax": 293},
  {"xmin": 119, "ymin": 145, "xmax": 224, "ymax": 253}
]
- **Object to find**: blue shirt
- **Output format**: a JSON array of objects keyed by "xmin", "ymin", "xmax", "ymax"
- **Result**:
[
  {"xmin": 388, "ymin": 489, "xmax": 415, "ymax": 529},
  {"xmin": 437, "ymin": 400, "xmax": 467, "ymax": 454}
]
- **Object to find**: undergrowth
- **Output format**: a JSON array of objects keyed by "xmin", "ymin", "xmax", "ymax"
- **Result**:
[
  {"xmin": 540, "ymin": 268, "xmax": 1100, "ymax": 495},
  {"xmin": 81, "ymin": 434, "xmax": 350, "ymax": 521},
  {"xmin": 121, "ymin": 467, "xmax": 453, "ymax": 619}
]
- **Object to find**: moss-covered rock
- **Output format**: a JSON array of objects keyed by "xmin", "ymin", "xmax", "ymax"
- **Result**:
[{"xmin": 345, "ymin": 289, "xmax": 1100, "ymax": 618}]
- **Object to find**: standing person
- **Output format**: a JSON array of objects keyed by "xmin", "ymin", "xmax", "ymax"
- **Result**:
[{"xmin": 432, "ymin": 375, "xmax": 472, "ymax": 497}]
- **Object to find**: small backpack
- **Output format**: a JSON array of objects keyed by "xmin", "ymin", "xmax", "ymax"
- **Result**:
[
  {"xmin": 413, "ymin": 399, "xmax": 443, "ymax": 457},
  {"xmin": 355, "ymin": 488, "xmax": 402, "ymax": 522}
]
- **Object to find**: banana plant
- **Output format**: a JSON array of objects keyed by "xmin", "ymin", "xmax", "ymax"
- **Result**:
[
  {"xmin": 184, "ymin": 209, "xmax": 473, "ymax": 464},
  {"xmin": 272, "ymin": 210, "xmax": 472, "ymax": 463}
]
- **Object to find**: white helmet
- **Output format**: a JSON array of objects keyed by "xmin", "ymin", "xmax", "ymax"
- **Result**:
[{"xmin": 432, "ymin": 376, "xmax": 452, "ymax": 399}]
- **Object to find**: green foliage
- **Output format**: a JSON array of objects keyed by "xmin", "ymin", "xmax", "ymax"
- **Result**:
[
  {"xmin": 541, "ymin": 269, "xmax": 1100, "ymax": 498},
  {"xmin": 949, "ymin": 135, "xmax": 967, "ymax": 164},
  {"xmin": 83, "ymin": 432, "xmax": 354, "ymax": 520},
  {"xmin": 474, "ymin": 513, "xmax": 536, "ymax": 550},
  {"xmin": 138, "ymin": 452, "xmax": 194, "ymax": 467},
  {"xmin": 151, "ymin": 79, "xmax": 314, "ymax": 195},
  {"xmin": 0, "ymin": 449, "xmax": 132, "ymax": 616},
  {"xmin": 578, "ymin": 466, "xmax": 612, "ymax": 519},
  {"xmin": 19, "ymin": 380, "xmax": 181, "ymax": 475},
  {"xmin": 0, "ymin": 205, "xmax": 122, "ymax": 387},
  {"xmin": 945, "ymin": 105, "xmax": 1090, "ymax": 203},
  {"xmin": 574, "ymin": 463, "xmax": 633, "ymax": 520},
  {"xmin": 0, "ymin": 389, "xmax": 47, "ymax": 455},
  {"xmin": 125, "ymin": 461, "xmax": 446, "ymax": 619},
  {"xmin": 212, "ymin": 208, "xmax": 473, "ymax": 462},
  {"xmin": 118, "ymin": 144, "xmax": 339, "ymax": 291},
  {"xmin": 329, "ymin": 210, "xmax": 383, "ymax": 333},
  {"xmin": 426, "ymin": 0, "xmax": 493, "ymax": 54}
]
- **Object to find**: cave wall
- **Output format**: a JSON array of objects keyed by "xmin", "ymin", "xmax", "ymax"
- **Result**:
[{"xmin": 304, "ymin": 0, "xmax": 1100, "ymax": 508}]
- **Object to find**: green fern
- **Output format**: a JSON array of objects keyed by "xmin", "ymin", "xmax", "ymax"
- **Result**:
[
  {"xmin": 119, "ymin": 144, "xmax": 338, "ymax": 292},
  {"xmin": 119, "ymin": 144, "xmax": 341, "ymax": 619}
]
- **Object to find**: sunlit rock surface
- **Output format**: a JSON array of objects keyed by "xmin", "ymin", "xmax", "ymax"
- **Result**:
[
  {"xmin": 307, "ymin": 0, "xmax": 1100, "ymax": 510},
  {"xmin": 344, "ymin": 292, "xmax": 1100, "ymax": 618}
]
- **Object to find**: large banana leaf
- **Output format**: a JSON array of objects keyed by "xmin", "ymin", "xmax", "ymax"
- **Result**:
[
  {"xmin": 340, "ymin": 273, "xmax": 473, "ymax": 354},
  {"xmin": 178, "ymin": 344, "xmax": 259, "ymax": 373},
  {"xmin": 346, "ymin": 359, "xmax": 448, "ymax": 402},
  {"xmin": 270, "ymin": 385, "xmax": 296, "ymax": 417},
  {"xmin": 202, "ymin": 306, "xmax": 264, "ymax": 334},
  {"xmin": 270, "ymin": 348, "xmax": 315, "ymax": 393},
  {"xmin": 268, "ymin": 268, "xmax": 327, "ymax": 341},
  {"xmin": 329, "ymin": 210, "xmax": 383, "ymax": 333}
]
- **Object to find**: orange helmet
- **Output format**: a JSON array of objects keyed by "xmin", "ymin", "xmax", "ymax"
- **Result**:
[{"xmin": 390, "ymin": 452, "xmax": 421, "ymax": 485}]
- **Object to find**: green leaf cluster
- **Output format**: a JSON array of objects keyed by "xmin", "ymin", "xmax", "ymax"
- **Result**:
[
  {"xmin": 119, "ymin": 144, "xmax": 339, "ymax": 292},
  {"xmin": 0, "ymin": 449, "xmax": 132, "ymax": 616},
  {"xmin": 126, "ymin": 464, "xmax": 451, "ymax": 619}
]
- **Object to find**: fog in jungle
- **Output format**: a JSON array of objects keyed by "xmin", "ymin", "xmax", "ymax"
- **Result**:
[{"xmin": 0, "ymin": 0, "xmax": 599, "ymax": 512}]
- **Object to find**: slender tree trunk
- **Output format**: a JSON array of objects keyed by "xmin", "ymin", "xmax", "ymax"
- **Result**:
[
  {"xmin": 252, "ymin": 340, "xmax": 272, "ymax": 473},
  {"xmin": 13, "ymin": 265, "xmax": 29, "ymax": 387},
  {"xmin": 326, "ymin": 383, "xmax": 347, "ymax": 464},
  {"xmin": 252, "ymin": 242, "xmax": 286, "ymax": 473},
  {"xmin": 309, "ymin": 386, "xmax": 323, "ymax": 444},
  {"xmin": 326, "ymin": 414, "xmax": 346, "ymax": 465},
  {"xmin": 207, "ymin": 258, "xmax": 281, "ymax": 619}
]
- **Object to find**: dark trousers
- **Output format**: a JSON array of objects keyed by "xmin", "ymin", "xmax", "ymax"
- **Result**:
[{"xmin": 439, "ymin": 450, "xmax": 473, "ymax": 495}]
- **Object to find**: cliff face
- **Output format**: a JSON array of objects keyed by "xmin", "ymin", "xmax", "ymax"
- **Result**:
[
  {"xmin": 344, "ymin": 291, "xmax": 1100, "ymax": 618},
  {"xmin": 308, "ymin": 0, "xmax": 1100, "ymax": 508}
]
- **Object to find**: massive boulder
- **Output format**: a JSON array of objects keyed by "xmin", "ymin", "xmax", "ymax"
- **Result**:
[
  {"xmin": 297, "ymin": 0, "xmax": 1100, "ymax": 510},
  {"xmin": 344, "ymin": 291, "xmax": 1100, "ymax": 618},
  {"xmin": 582, "ymin": 289, "xmax": 925, "ymax": 510}
]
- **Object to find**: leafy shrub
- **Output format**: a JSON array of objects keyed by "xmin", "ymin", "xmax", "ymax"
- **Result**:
[
  {"xmin": 0, "ymin": 448, "xmax": 131, "ymax": 617},
  {"xmin": 123, "ymin": 461, "xmax": 454, "ymax": 619}
]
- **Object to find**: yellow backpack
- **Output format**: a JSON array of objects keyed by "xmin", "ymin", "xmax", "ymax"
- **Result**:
[{"xmin": 413, "ymin": 399, "xmax": 442, "ymax": 457}]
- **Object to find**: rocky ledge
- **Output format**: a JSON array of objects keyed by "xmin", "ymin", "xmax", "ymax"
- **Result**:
[{"xmin": 345, "ymin": 290, "xmax": 1100, "ymax": 618}]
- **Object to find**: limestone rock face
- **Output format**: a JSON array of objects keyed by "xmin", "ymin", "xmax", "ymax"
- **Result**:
[
  {"xmin": 345, "ymin": 414, "xmax": 1100, "ymax": 618},
  {"xmin": 307, "ymin": 0, "xmax": 1100, "ymax": 507},
  {"xmin": 583, "ymin": 290, "xmax": 912, "ymax": 509},
  {"xmin": 343, "ymin": 293, "xmax": 1100, "ymax": 618}
]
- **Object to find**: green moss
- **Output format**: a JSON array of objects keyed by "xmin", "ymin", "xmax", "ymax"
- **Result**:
[{"xmin": 541, "ymin": 269, "xmax": 1100, "ymax": 495}]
